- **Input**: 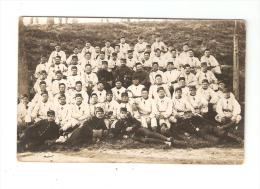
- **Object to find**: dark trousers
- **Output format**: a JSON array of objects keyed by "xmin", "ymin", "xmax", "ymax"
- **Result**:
[
  {"xmin": 66, "ymin": 126, "xmax": 93, "ymax": 146},
  {"xmin": 133, "ymin": 127, "xmax": 168, "ymax": 144}
]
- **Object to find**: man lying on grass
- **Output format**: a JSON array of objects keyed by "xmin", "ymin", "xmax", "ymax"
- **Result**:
[{"xmin": 110, "ymin": 107, "xmax": 185, "ymax": 147}]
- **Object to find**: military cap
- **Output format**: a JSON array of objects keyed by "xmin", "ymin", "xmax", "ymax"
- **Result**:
[{"xmin": 47, "ymin": 110, "xmax": 55, "ymax": 116}]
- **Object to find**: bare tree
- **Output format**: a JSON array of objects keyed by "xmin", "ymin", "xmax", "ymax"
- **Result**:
[
  {"xmin": 65, "ymin": 17, "xmax": 68, "ymax": 24},
  {"xmin": 72, "ymin": 18, "xmax": 78, "ymax": 24},
  {"xmin": 47, "ymin": 17, "xmax": 55, "ymax": 26},
  {"xmin": 35, "ymin": 17, "xmax": 39, "ymax": 24},
  {"xmin": 58, "ymin": 17, "xmax": 62, "ymax": 25},
  {"xmin": 29, "ymin": 17, "xmax": 33, "ymax": 25}
]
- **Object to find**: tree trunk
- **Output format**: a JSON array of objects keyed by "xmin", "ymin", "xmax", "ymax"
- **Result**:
[
  {"xmin": 47, "ymin": 17, "xmax": 55, "ymax": 26},
  {"xmin": 58, "ymin": 17, "xmax": 62, "ymax": 25},
  {"xmin": 65, "ymin": 17, "xmax": 68, "ymax": 24}
]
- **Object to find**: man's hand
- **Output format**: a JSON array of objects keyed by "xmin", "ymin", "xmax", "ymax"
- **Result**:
[{"xmin": 126, "ymin": 127, "xmax": 133, "ymax": 132}]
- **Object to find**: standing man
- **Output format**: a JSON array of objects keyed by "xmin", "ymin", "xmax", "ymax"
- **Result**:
[
  {"xmin": 134, "ymin": 36, "xmax": 147, "ymax": 61},
  {"xmin": 48, "ymin": 44, "xmax": 66, "ymax": 66},
  {"xmin": 201, "ymin": 48, "xmax": 222, "ymax": 75}
]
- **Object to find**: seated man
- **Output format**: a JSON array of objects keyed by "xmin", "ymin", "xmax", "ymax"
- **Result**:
[
  {"xmin": 101, "ymin": 41, "xmax": 114, "ymax": 59},
  {"xmin": 64, "ymin": 93, "xmax": 90, "ymax": 133},
  {"xmin": 66, "ymin": 47, "xmax": 82, "ymax": 65},
  {"xmin": 65, "ymin": 107, "xmax": 108, "ymax": 146},
  {"xmin": 54, "ymin": 94, "xmax": 71, "ymax": 131},
  {"xmin": 151, "ymin": 87, "xmax": 173, "ymax": 135},
  {"xmin": 215, "ymin": 88, "xmax": 242, "ymax": 129},
  {"xmin": 19, "ymin": 110, "xmax": 60, "ymax": 150},
  {"xmin": 67, "ymin": 55, "xmax": 84, "ymax": 76},
  {"xmin": 195, "ymin": 62, "xmax": 218, "ymax": 88},
  {"xmin": 164, "ymin": 62, "xmax": 181, "ymax": 94},
  {"xmin": 17, "ymin": 94, "xmax": 30, "ymax": 127},
  {"xmin": 33, "ymin": 70, "xmax": 51, "ymax": 94},
  {"xmin": 197, "ymin": 79, "xmax": 218, "ymax": 113},
  {"xmin": 126, "ymin": 50, "xmax": 137, "ymax": 69},
  {"xmin": 127, "ymin": 76, "xmax": 145, "ymax": 101},
  {"xmin": 149, "ymin": 62, "xmax": 167, "ymax": 85},
  {"xmin": 132, "ymin": 62, "xmax": 150, "ymax": 89},
  {"xmin": 51, "ymin": 70, "xmax": 67, "ymax": 96},
  {"xmin": 151, "ymin": 48, "xmax": 166, "ymax": 70},
  {"xmin": 111, "ymin": 107, "xmax": 172, "ymax": 147},
  {"xmin": 111, "ymin": 79, "xmax": 127, "ymax": 103},
  {"xmin": 96, "ymin": 61, "xmax": 114, "ymax": 90},
  {"xmin": 108, "ymin": 52, "xmax": 120, "ymax": 72},
  {"xmin": 34, "ymin": 55, "xmax": 49, "ymax": 79},
  {"xmin": 180, "ymin": 64, "xmax": 196, "ymax": 86},
  {"xmin": 186, "ymin": 49, "xmax": 201, "ymax": 74},
  {"xmin": 31, "ymin": 91, "xmax": 54, "ymax": 122},
  {"xmin": 48, "ymin": 44, "xmax": 66, "ymax": 66},
  {"xmin": 149, "ymin": 74, "xmax": 171, "ymax": 99},
  {"xmin": 114, "ymin": 58, "xmax": 133, "ymax": 88},
  {"xmin": 103, "ymin": 91, "xmax": 120, "ymax": 129},
  {"xmin": 92, "ymin": 82, "xmax": 107, "ymax": 103},
  {"xmin": 200, "ymin": 48, "xmax": 222, "ymax": 75},
  {"xmin": 82, "ymin": 64, "xmax": 99, "ymax": 95},
  {"xmin": 89, "ymin": 93, "xmax": 105, "ymax": 117},
  {"xmin": 48, "ymin": 55, "xmax": 68, "ymax": 80},
  {"xmin": 68, "ymin": 81, "xmax": 89, "ymax": 105},
  {"xmin": 135, "ymin": 88, "xmax": 154, "ymax": 128},
  {"xmin": 67, "ymin": 66, "xmax": 83, "ymax": 91},
  {"xmin": 186, "ymin": 85, "xmax": 208, "ymax": 117},
  {"xmin": 169, "ymin": 87, "xmax": 192, "ymax": 124},
  {"xmin": 141, "ymin": 51, "xmax": 152, "ymax": 71}
]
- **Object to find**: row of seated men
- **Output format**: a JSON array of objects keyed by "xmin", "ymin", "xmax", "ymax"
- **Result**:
[{"xmin": 17, "ymin": 85, "xmax": 242, "ymax": 148}]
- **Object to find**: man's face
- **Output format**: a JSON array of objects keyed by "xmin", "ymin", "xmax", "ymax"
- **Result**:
[
  {"xmin": 106, "ymin": 94, "xmax": 113, "ymax": 101},
  {"xmin": 101, "ymin": 63, "xmax": 108, "ymax": 70},
  {"xmin": 59, "ymin": 85, "xmax": 66, "ymax": 93},
  {"xmin": 92, "ymin": 95, "xmax": 98, "ymax": 103},
  {"xmin": 155, "ymin": 76, "xmax": 162, "ymax": 84},
  {"xmin": 138, "ymin": 38, "xmax": 144, "ymax": 43},
  {"xmin": 188, "ymin": 51, "xmax": 194, "ymax": 57},
  {"xmin": 155, "ymin": 50, "xmax": 161, "ymax": 57},
  {"xmin": 56, "ymin": 73, "xmax": 62, "ymax": 80},
  {"xmin": 73, "ymin": 48, "xmax": 79, "ymax": 54},
  {"xmin": 176, "ymin": 90, "xmax": 182, "ymax": 98},
  {"xmin": 179, "ymin": 79, "xmax": 186, "ymax": 87},
  {"xmin": 71, "ymin": 58, "xmax": 78, "ymax": 65},
  {"xmin": 97, "ymin": 83, "xmax": 104, "ymax": 90},
  {"xmin": 185, "ymin": 67, "xmax": 191, "ymax": 74},
  {"xmin": 105, "ymin": 42, "xmax": 110, "ymax": 47},
  {"xmin": 121, "ymin": 96, "xmax": 129, "ymax": 103},
  {"xmin": 40, "ymin": 84, "xmax": 47, "ymax": 91},
  {"xmin": 132, "ymin": 79, "xmax": 139, "ymax": 86},
  {"xmin": 21, "ymin": 97, "xmax": 29, "ymax": 104},
  {"xmin": 205, "ymin": 50, "xmax": 210, "ymax": 57},
  {"xmin": 183, "ymin": 45, "xmax": 189, "ymax": 52},
  {"xmin": 202, "ymin": 82, "xmax": 209, "ymax": 89},
  {"xmin": 223, "ymin": 92, "xmax": 230, "ymax": 99},
  {"xmin": 55, "ymin": 46, "xmax": 61, "ymax": 52},
  {"xmin": 155, "ymin": 37, "xmax": 160, "ymax": 42},
  {"xmin": 120, "ymin": 60, "xmax": 126, "ymax": 66},
  {"xmin": 120, "ymin": 38, "xmax": 126, "ymax": 44},
  {"xmin": 144, "ymin": 53, "xmax": 150, "ymax": 60},
  {"xmin": 42, "ymin": 94, "xmax": 48, "ymax": 102},
  {"xmin": 71, "ymin": 68, "xmax": 77, "ymax": 75},
  {"xmin": 47, "ymin": 115, "xmax": 55, "ymax": 122},
  {"xmin": 128, "ymin": 52, "xmax": 133, "ymax": 59},
  {"xmin": 152, "ymin": 64, "xmax": 159, "ymax": 71},
  {"xmin": 85, "ymin": 65, "xmax": 92, "ymax": 73},
  {"xmin": 167, "ymin": 64, "xmax": 173, "ymax": 71},
  {"xmin": 96, "ymin": 111, "xmax": 104, "ymax": 119},
  {"xmin": 40, "ymin": 73, "xmax": 47, "ymax": 80},
  {"xmin": 189, "ymin": 88, "xmax": 196, "ymax": 96},
  {"xmin": 86, "ymin": 42, "xmax": 91, "ymax": 48},
  {"xmin": 171, "ymin": 51, "xmax": 176, "ymax": 57},
  {"xmin": 76, "ymin": 97, "xmax": 83, "ymax": 104},
  {"xmin": 41, "ymin": 57, "xmax": 47, "ymax": 63},
  {"xmin": 136, "ymin": 65, "xmax": 142, "ymax": 71},
  {"xmin": 95, "ymin": 46, "xmax": 100, "ymax": 53},
  {"xmin": 55, "ymin": 57, "xmax": 61, "ymax": 64},
  {"xmin": 115, "ymin": 46, "xmax": 120, "ymax": 52},
  {"xmin": 115, "ymin": 81, "xmax": 122, "ymax": 88},
  {"xmin": 219, "ymin": 83, "xmax": 225, "ymax": 90},
  {"xmin": 75, "ymin": 84, "xmax": 82, "ymax": 91},
  {"xmin": 86, "ymin": 53, "xmax": 91, "ymax": 60},
  {"xmin": 201, "ymin": 65, "xmax": 208, "ymax": 72},
  {"xmin": 158, "ymin": 89, "xmax": 165, "ymax": 98},
  {"xmin": 141, "ymin": 90, "xmax": 149, "ymax": 99},
  {"xmin": 100, "ymin": 54, "xmax": 105, "ymax": 59},
  {"xmin": 120, "ymin": 111, "xmax": 127, "ymax": 119},
  {"xmin": 58, "ymin": 97, "xmax": 66, "ymax": 105}
]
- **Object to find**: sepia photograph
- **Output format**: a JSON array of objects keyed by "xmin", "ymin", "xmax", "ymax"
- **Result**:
[{"xmin": 17, "ymin": 17, "xmax": 245, "ymax": 164}]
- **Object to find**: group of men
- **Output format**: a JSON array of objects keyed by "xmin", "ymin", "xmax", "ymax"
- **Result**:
[{"xmin": 17, "ymin": 35, "xmax": 243, "ymax": 149}]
